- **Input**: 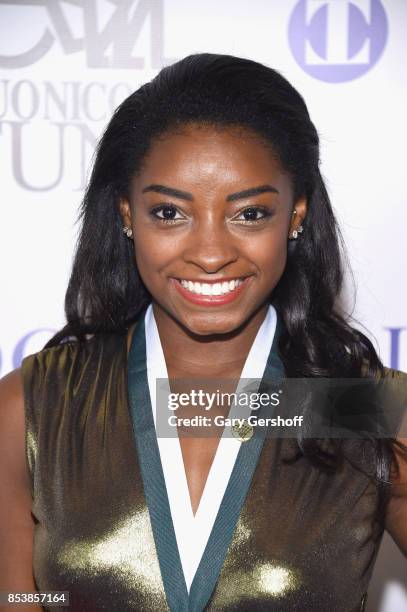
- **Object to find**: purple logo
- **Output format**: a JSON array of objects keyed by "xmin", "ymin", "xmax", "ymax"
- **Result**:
[{"xmin": 288, "ymin": 0, "xmax": 388, "ymax": 82}]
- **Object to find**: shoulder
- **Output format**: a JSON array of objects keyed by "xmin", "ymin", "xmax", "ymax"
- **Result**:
[
  {"xmin": 382, "ymin": 365, "xmax": 407, "ymax": 442},
  {"xmin": 381, "ymin": 365, "xmax": 407, "ymax": 381},
  {"xmin": 380, "ymin": 366, "xmax": 407, "ymax": 436},
  {"xmin": 384, "ymin": 367, "xmax": 407, "ymax": 555},
  {"xmin": 0, "ymin": 344, "xmax": 87, "ymax": 503},
  {"xmin": 21, "ymin": 331, "xmax": 125, "ymax": 381},
  {"xmin": 360, "ymin": 357, "xmax": 407, "ymax": 383},
  {"xmin": 0, "ymin": 368, "xmax": 25, "ymax": 440},
  {"xmin": 381, "ymin": 367, "xmax": 407, "ymax": 494},
  {"xmin": 0, "ymin": 367, "xmax": 31, "ymax": 499},
  {"xmin": 353, "ymin": 366, "xmax": 407, "ymax": 555},
  {"xmin": 0, "ymin": 366, "xmax": 24, "ymax": 405},
  {"xmin": 20, "ymin": 338, "xmax": 94, "ymax": 405},
  {"xmin": 20, "ymin": 331, "xmax": 126, "ymax": 422},
  {"xmin": 0, "ymin": 367, "xmax": 36, "ymax": 580},
  {"xmin": 21, "ymin": 334, "xmax": 102, "ymax": 371}
]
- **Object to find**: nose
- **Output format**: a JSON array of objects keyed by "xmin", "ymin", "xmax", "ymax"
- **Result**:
[{"xmin": 182, "ymin": 218, "xmax": 239, "ymax": 274}]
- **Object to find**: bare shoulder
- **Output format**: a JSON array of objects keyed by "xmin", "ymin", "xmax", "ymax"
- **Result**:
[
  {"xmin": 0, "ymin": 367, "xmax": 27, "ymax": 485},
  {"xmin": 0, "ymin": 367, "xmax": 40, "ymax": 591},
  {"xmin": 0, "ymin": 366, "xmax": 29, "ymax": 499},
  {"xmin": 0, "ymin": 367, "xmax": 26, "ymax": 451}
]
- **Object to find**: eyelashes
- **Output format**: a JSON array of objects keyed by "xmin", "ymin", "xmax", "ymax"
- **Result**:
[
  {"xmin": 149, "ymin": 204, "xmax": 273, "ymax": 225},
  {"xmin": 238, "ymin": 207, "xmax": 272, "ymax": 223},
  {"xmin": 149, "ymin": 204, "xmax": 181, "ymax": 224}
]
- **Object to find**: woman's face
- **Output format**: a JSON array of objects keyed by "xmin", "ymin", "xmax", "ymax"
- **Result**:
[{"xmin": 120, "ymin": 122, "xmax": 306, "ymax": 336}]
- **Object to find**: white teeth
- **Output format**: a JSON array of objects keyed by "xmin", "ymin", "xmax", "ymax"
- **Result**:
[{"xmin": 179, "ymin": 278, "xmax": 244, "ymax": 296}]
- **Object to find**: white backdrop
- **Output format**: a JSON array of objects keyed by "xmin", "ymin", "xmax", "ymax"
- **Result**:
[{"xmin": 0, "ymin": 1, "xmax": 406, "ymax": 610}]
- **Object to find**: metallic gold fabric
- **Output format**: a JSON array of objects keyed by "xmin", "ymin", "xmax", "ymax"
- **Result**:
[{"xmin": 21, "ymin": 331, "xmax": 391, "ymax": 611}]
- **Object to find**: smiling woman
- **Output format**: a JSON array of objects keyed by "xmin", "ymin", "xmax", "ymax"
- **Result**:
[
  {"xmin": 0, "ymin": 53, "xmax": 406, "ymax": 612},
  {"xmin": 118, "ymin": 122, "xmax": 305, "ymax": 337}
]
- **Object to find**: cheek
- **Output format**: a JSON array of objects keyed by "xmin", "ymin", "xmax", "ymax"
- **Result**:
[
  {"xmin": 132, "ymin": 228, "xmax": 179, "ymax": 290},
  {"xmin": 132, "ymin": 232, "xmax": 159, "ymax": 280},
  {"xmin": 244, "ymin": 232, "xmax": 288, "ymax": 278}
]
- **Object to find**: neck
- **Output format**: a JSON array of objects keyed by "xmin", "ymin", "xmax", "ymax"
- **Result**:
[{"xmin": 151, "ymin": 302, "xmax": 270, "ymax": 376}]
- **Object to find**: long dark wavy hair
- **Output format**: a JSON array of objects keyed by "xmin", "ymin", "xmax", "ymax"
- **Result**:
[{"xmin": 43, "ymin": 53, "xmax": 406, "ymax": 525}]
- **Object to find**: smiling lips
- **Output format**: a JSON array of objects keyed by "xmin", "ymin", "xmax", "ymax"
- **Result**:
[{"xmin": 172, "ymin": 276, "xmax": 251, "ymax": 305}]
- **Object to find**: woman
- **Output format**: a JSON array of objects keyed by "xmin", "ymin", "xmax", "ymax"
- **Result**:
[{"xmin": 0, "ymin": 53, "xmax": 406, "ymax": 612}]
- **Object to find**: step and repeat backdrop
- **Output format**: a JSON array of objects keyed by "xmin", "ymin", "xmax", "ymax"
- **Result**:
[{"xmin": 0, "ymin": 1, "xmax": 406, "ymax": 609}]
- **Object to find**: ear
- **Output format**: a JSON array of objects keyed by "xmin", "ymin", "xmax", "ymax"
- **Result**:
[
  {"xmin": 119, "ymin": 198, "xmax": 133, "ymax": 227},
  {"xmin": 288, "ymin": 196, "xmax": 307, "ymax": 238}
]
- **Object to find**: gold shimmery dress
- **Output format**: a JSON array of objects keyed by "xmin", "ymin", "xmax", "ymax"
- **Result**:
[{"xmin": 21, "ymin": 309, "xmax": 405, "ymax": 612}]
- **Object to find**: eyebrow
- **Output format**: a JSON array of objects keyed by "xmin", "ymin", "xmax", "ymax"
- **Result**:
[
  {"xmin": 141, "ymin": 183, "xmax": 279, "ymax": 201},
  {"xmin": 226, "ymin": 185, "xmax": 279, "ymax": 201}
]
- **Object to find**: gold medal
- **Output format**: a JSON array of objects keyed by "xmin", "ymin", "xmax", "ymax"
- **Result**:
[{"xmin": 231, "ymin": 420, "xmax": 254, "ymax": 442}]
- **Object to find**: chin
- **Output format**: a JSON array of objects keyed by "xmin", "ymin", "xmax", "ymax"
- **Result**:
[{"xmin": 179, "ymin": 310, "xmax": 246, "ymax": 337}]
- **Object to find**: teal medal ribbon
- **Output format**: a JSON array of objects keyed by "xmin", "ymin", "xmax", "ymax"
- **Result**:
[{"xmin": 127, "ymin": 309, "xmax": 285, "ymax": 612}]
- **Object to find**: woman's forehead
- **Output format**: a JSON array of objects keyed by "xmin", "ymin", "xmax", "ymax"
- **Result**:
[
  {"xmin": 149, "ymin": 121, "xmax": 275, "ymax": 150},
  {"xmin": 136, "ymin": 124, "xmax": 284, "ymax": 180},
  {"xmin": 129, "ymin": 138, "xmax": 292, "ymax": 205}
]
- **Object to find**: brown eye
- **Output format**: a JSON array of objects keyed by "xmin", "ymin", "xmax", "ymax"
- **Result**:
[
  {"xmin": 235, "ymin": 207, "xmax": 272, "ymax": 223},
  {"xmin": 150, "ymin": 204, "xmax": 184, "ymax": 224}
]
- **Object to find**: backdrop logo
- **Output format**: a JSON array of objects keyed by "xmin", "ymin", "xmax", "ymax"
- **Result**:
[
  {"xmin": 288, "ymin": 0, "xmax": 388, "ymax": 82},
  {"xmin": 0, "ymin": 0, "xmax": 171, "ymax": 69},
  {"xmin": 0, "ymin": 0, "xmax": 178, "ymax": 192}
]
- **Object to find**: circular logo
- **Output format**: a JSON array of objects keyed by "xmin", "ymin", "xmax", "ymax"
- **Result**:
[{"xmin": 288, "ymin": 0, "xmax": 388, "ymax": 82}]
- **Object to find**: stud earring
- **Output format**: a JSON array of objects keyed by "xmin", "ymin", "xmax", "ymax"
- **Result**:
[
  {"xmin": 290, "ymin": 225, "xmax": 304, "ymax": 240},
  {"xmin": 123, "ymin": 225, "xmax": 133, "ymax": 239}
]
